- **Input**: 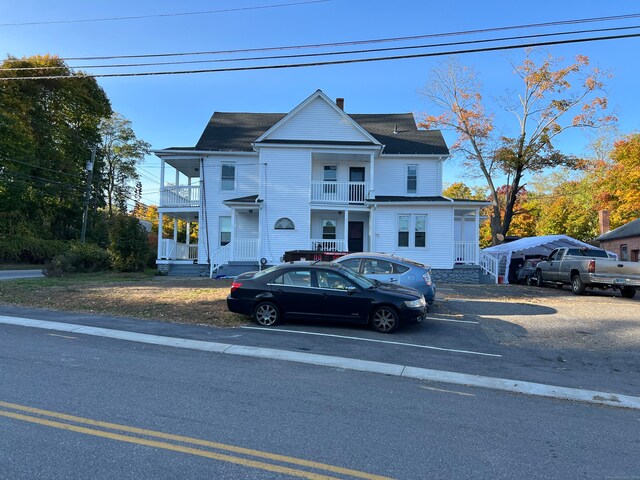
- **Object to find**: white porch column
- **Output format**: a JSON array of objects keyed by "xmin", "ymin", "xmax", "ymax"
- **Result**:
[
  {"xmin": 369, "ymin": 153, "xmax": 375, "ymax": 199},
  {"xmin": 343, "ymin": 209, "xmax": 349, "ymax": 252},
  {"xmin": 186, "ymin": 222, "xmax": 191, "ymax": 246},
  {"xmin": 157, "ymin": 212, "xmax": 164, "ymax": 259},
  {"xmin": 475, "ymin": 209, "xmax": 480, "ymax": 264},
  {"xmin": 175, "ymin": 166, "xmax": 179, "ymax": 188},
  {"xmin": 159, "ymin": 159, "xmax": 165, "ymax": 205},
  {"xmin": 173, "ymin": 217, "xmax": 178, "ymax": 260},
  {"xmin": 231, "ymin": 209, "xmax": 237, "ymax": 261},
  {"xmin": 257, "ymin": 207, "xmax": 263, "ymax": 265}
]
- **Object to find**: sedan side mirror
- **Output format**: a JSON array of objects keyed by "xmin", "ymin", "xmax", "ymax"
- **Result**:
[{"xmin": 346, "ymin": 286, "xmax": 358, "ymax": 295}]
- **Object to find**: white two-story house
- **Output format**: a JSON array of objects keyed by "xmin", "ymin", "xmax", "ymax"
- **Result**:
[{"xmin": 153, "ymin": 90, "xmax": 488, "ymax": 282}]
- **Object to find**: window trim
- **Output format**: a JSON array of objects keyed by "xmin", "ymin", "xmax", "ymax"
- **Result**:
[
  {"xmin": 322, "ymin": 219, "xmax": 337, "ymax": 240},
  {"xmin": 219, "ymin": 216, "xmax": 231, "ymax": 246},
  {"xmin": 396, "ymin": 213, "xmax": 428, "ymax": 249},
  {"xmin": 406, "ymin": 164, "xmax": 418, "ymax": 195},
  {"xmin": 274, "ymin": 217, "xmax": 295, "ymax": 230},
  {"xmin": 221, "ymin": 161, "xmax": 236, "ymax": 191}
]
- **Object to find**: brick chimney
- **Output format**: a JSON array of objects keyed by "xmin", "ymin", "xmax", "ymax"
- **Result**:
[
  {"xmin": 599, "ymin": 210, "xmax": 610, "ymax": 235},
  {"xmin": 336, "ymin": 97, "xmax": 344, "ymax": 110}
]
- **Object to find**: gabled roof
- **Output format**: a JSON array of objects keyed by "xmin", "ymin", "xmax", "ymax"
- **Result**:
[
  {"xmin": 255, "ymin": 90, "xmax": 381, "ymax": 146},
  {"xmin": 596, "ymin": 217, "xmax": 640, "ymax": 242},
  {"xmin": 188, "ymin": 91, "xmax": 449, "ymax": 155}
]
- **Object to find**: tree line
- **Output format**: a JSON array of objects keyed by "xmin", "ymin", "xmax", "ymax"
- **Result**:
[{"xmin": 0, "ymin": 55, "xmax": 151, "ymax": 270}]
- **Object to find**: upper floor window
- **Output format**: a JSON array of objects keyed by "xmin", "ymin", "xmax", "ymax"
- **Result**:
[
  {"xmin": 323, "ymin": 165, "xmax": 337, "ymax": 182},
  {"xmin": 221, "ymin": 163, "xmax": 235, "ymax": 191},
  {"xmin": 274, "ymin": 218, "xmax": 295, "ymax": 230},
  {"xmin": 406, "ymin": 165, "xmax": 417, "ymax": 194}
]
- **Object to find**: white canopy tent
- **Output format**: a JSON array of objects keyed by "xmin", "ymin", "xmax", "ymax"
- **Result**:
[{"xmin": 482, "ymin": 235, "xmax": 597, "ymax": 284}]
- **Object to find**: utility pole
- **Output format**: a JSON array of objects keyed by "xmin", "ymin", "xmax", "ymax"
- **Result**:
[{"xmin": 80, "ymin": 146, "xmax": 96, "ymax": 243}]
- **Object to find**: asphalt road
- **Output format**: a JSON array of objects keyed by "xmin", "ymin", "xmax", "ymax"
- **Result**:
[
  {"xmin": 1, "ymin": 322, "xmax": 639, "ymax": 479},
  {"xmin": 0, "ymin": 270, "xmax": 43, "ymax": 281}
]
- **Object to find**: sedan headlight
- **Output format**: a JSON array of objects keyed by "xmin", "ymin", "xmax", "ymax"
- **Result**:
[{"xmin": 404, "ymin": 297, "xmax": 426, "ymax": 308}]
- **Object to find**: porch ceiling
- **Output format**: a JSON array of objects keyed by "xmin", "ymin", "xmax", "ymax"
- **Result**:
[
  {"xmin": 312, "ymin": 152, "xmax": 370, "ymax": 163},
  {"xmin": 161, "ymin": 211, "xmax": 199, "ymax": 222},
  {"xmin": 163, "ymin": 157, "xmax": 201, "ymax": 178}
]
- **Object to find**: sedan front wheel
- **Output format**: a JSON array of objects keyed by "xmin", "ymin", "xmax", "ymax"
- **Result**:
[{"xmin": 370, "ymin": 306, "xmax": 399, "ymax": 333}]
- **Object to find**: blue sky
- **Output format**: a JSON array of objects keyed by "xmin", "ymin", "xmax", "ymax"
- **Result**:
[{"xmin": 2, "ymin": 0, "xmax": 640, "ymax": 205}]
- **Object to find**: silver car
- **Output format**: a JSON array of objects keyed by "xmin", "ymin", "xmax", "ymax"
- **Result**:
[{"xmin": 333, "ymin": 252, "xmax": 436, "ymax": 306}]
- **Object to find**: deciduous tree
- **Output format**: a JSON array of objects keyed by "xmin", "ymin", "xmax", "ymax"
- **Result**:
[{"xmin": 420, "ymin": 51, "xmax": 614, "ymax": 244}]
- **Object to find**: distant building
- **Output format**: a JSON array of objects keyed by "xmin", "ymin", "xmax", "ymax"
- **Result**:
[{"xmin": 596, "ymin": 211, "xmax": 640, "ymax": 262}]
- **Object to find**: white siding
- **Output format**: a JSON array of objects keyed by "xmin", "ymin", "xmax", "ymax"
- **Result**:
[
  {"xmin": 198, "ymin": 154, "xmax": 258, "ymax": 264},
  {"xmin": 374, "ymin": 156, "xmax": 441, "ymax": 196},
  {"xmin": 373, "ymin": 205, "xmax": 454, "ymax": 268},
  {"xmin": 259, "ymin": 147, "xmax": 312, "ymax": 263},
  {"xmin": 264, "ymin": 97, "xmax": 372, "ymax": 143}
]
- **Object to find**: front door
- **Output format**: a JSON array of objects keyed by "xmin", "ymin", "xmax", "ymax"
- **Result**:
[
  {"xmin": 348, "ymin": 221, "xmax": 364, "ymax": 252},
  {"xmin": 349, "ymin": 167, "xmax": 365, "ymax": 202}
]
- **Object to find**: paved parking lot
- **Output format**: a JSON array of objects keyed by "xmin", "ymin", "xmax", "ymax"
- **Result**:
[{"xmin": 438, "ymin": 283, "xmax": 640, "ymax": 351}]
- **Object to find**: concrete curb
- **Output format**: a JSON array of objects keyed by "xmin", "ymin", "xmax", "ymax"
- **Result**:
[{"xmin": 2, "ymin": 314, "xmax": 639, "ymax": 410}]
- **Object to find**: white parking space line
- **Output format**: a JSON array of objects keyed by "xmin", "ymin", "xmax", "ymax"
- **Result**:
[
  {"xmin": 240, "ymin": 326, "xmax": 501, "ymax": 357},
  {"xmin": 424, "ymin": 316, "xmax": 479, "ymax": 324}
]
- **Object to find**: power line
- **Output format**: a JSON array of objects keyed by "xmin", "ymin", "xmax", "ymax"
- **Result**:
[
  {"xmin": 4, "ymin": 24, "xmax": 639, "ymax": 72},
  {"xmin": 16, "ymin": 11, "xmax": 640, "ymax": 61},
  {"xmin": 0, "ymin": 157, "xmax": 85, "ymax": 180},
  {"xmin": 0, "ymin": 0, "xmax": 330, "ymax": 27},
  {"xmin": 3, "ymin": 30, "xmax": 640, "ymax": 81}
]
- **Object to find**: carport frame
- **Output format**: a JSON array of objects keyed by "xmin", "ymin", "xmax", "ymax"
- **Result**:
[{"xmin": 482, "ymin": 235, "xmax": 610, "ymax": 284}]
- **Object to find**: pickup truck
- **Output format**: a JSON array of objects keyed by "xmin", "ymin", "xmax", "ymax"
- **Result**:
[{"xmin": 535, "ymin": 247, "xmax": 640, "ymax": 298}]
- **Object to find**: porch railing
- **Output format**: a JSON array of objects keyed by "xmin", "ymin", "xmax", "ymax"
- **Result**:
[
  {"xmin": 311, "ymin": 181, "xmax": 368, "ymax": 204},
  {"xmin": 210, "ymin": 238, "xmax": 259, "ymax": 276},
  {"xmin": 310, "ymin": 239, "xmax": 345, "ymax": 251},
  {"xmin": 233, "ymin": 238, "xmax": 259, "ymax": 261},
  {"xmin": 160, "ymin": 185, "xmax": 200, "ymax": 207},
  {"xmin": 454, "ymin": 241, "xmax": 478, "ymax": 265},
  {"xmin": 479, "ymin": 251, "xmax": 499, "ymax": 284},
  {"xmin": 160, "ymin": 239, "xmax": 198, "ymax": 260}
]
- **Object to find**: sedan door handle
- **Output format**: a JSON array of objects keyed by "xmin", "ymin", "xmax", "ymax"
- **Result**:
[{"xmin": 389, "ymin": 278, "xmax": 398, "ymax": 283}]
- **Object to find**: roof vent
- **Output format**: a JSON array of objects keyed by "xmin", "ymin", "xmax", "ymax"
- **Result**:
[
  {"xmin": 393, "ymin": 124, "xmax": 398, "ymax": 134},
  {"xmin": 336, "ymin": 98, "xmax": 344, "ymax": 110}
]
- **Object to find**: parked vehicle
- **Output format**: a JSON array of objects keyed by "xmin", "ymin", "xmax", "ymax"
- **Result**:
[
  {"xmin": 515, "ymin": 258, "xmax": 543, "ymax": 285},
  {"xmin": 331, "ymin": 252, "xmax": 436, "ymax": 306},
  {"xmin": 535, "ymin": 247, "xmax": 640, "ymax": 298},
  {"xmin": 227, "ymin": 261, "xmax": 427, "ymax": 333}
]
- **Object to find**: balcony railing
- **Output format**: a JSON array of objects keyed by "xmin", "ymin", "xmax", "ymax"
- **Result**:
[
  {"xmin": 160, "ymin": 185, "xmax": 200, "ymax": 207},
  {"xmin": 454, "ymin": 241, "xmax": 478, "ymax": 265},
  {"xmin": 311, "ymin": 181, "xmax": 368, "ymax": 204},
  {"xmin": 310, "ymin": 239, "xmax": 345, "ymax": 251},
  {"xmin": 160, "ymin": 239, "xmax": 198, "ymax": 260}
]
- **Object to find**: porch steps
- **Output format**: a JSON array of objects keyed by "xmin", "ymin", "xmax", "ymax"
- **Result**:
[{"xmin": 167, "ymin": 264, "xmax": 209, "ymax": 277}]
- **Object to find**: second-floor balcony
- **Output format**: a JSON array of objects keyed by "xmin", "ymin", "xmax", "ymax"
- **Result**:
[
  {"xmin": 161, "ymin": 185, "xmax": 200, "ymax": 208},
  {"xmin": 311, "ymin": 181, "xmax": 368, "ymax": 204}
]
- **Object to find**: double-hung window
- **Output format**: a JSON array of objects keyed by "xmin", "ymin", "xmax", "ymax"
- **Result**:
[
  {"xmin": 220, "ymin": 216, "xmax": 231, "ymax": 246},
  {"xmin": 323, "ymin": 165, "xmax": 337, "ymax": 195},
  {"xmin": 397, "ymin": 214, "xmax": 427, "ymax": 248},
  {"xmin": 221, "ymin": 162, "xmax": 235, "ymax": 191},
  {"xmin": 322, "ymin": 219, "xmax": 336, "ymax": 240},
  {"xmin": 398, "ymin": 215, "xmax": 410, "ymax": 247},
  {"xmin": 406, "ymin": 165, "xmax": 417, "ymax": 194}
]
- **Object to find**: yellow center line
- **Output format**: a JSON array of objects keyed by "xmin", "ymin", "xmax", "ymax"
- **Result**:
[{"xmin": 0, "ymin": 401, "xmax": 393, "ymax": 480}]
